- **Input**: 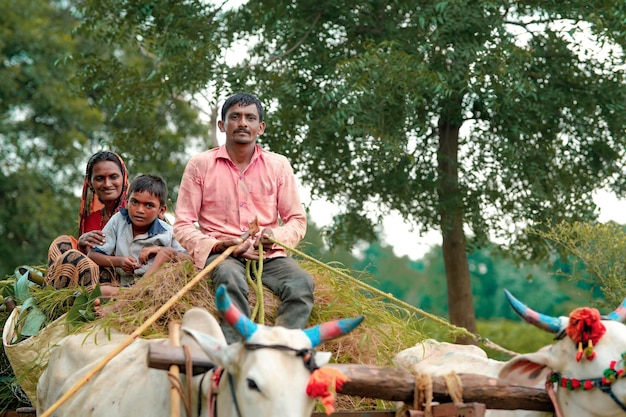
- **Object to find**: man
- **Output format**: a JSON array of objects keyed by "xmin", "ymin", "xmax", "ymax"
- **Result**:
[{"xmin": 174, "ymin": 92, "xmax": 314, "ymax": 343}]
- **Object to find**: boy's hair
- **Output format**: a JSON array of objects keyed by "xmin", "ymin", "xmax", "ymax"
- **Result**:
[
  {"xmin": 221, "ymin": 92, "xmax": 264, "ymax": 122},
  {"xmin": 128, "ymin": 174, "xmax": 168, "ymax": 206}
]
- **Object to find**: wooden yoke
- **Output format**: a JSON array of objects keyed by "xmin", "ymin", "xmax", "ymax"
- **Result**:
[{"xmin": 147, "ymin": 343, "xmax": 554, "ymax": 413}]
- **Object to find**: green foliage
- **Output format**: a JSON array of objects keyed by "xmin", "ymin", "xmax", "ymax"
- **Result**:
[
  {"xmin": 223, "ymin": 0, "xmax": 626, "ymax": 257},
  {"xmin": 529, "ymin": 221, "xmax": 626, "ymax": 310},
  {"xmin": 3, "ymin": 0, "xmax": 626, "ymax": 339},
  {"xmin": 0, "ymin": 0, "xmax": 212, "ymax": 276},
  {"xmin": 218, "ymin": 0, "xmax": 626, "ymax": 332}
]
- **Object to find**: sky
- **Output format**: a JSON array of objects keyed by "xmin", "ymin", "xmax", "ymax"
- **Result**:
[{"xmin": 302, "ymin": 188, "xmax": 626, "ymax": 260}]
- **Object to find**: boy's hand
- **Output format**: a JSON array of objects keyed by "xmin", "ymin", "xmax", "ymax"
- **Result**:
[
  {"xmin": 138, "ymin": 247, "xmax": 158, "ymax": 264},
  {"xmin": 120, "ymin": 256, "xmax": 140, "ymax": 273}
]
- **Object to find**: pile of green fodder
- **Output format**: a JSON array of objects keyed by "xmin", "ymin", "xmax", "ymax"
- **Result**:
[
  {"xmin": 87, "ymin": 258, "xmax": 435, "ymax": 411},
  {"xmin": 0, "ymin": 268, "xmax": 44, "ymax": 411},
  {"xmin": 6, "ymin": 257, "xmax": 467, "ymax": 412}
]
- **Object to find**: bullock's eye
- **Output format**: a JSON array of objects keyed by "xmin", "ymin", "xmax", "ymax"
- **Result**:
[{"xmin": 246, "ymin": 378, "xmax": 260, "ymax": 392}]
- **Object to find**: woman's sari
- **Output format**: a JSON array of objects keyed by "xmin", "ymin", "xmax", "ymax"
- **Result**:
[{"xmin": 45, "ymin": 152, "xmax": 128, "ymax": 289}]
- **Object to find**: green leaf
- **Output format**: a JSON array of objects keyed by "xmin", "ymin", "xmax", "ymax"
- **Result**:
[
  {"xmin": 65, "ymin": 285, "xmax": 101, "ymax": 328},
  {"xmin": 66, "ymin": 293, "xmax": 89, "ymax": 327},
  {"xmin": 16, "ymin": 298, "xmax": 47, "ymax": 338},
  {"xmin": 13, "ymin": 268, "xmax": 32, "ymax": 303}
]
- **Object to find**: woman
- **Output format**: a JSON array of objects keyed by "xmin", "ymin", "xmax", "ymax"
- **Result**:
[{"xmin": 45, "ymin": 151, "xmax": 129, "ymax": 291}]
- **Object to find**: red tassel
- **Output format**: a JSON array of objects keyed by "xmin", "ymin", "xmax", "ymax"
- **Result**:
[
  {"xmin": 306, "ymin": 367, "xmax": 349, "ymax": 415},
  {"xmin": 575, "ymin": 342, "xmax": 584, "ymax": 362},
  {"xmin": 567, "ymin": 308, "xmax": 606, "ymax": 362}
]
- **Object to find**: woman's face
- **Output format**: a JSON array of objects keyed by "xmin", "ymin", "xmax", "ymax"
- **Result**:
[{"xmin": 89, "ymin": 160, "xmax": 124, "ymax": 204}]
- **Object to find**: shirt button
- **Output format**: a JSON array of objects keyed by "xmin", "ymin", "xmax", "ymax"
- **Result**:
[{"xmin": 239, "ymin": 202, "xmax": 244, "ymax": 207}]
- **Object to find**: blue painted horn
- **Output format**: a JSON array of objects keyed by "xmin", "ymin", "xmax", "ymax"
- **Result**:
[
  {"xmin": 504, "ymin": 289, "xmax": 563, "ymax": 333},
  {"xmin": 216, "ymin": 284, "xmax": 364, "ymax": 346},
  {"xmin": 216, "ymin": 284, "xmax": 259, "ymax": 340}
]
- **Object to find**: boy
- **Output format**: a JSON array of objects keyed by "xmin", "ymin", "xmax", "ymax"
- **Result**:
[{"xmin": 88, "ymin": 174, "xmax": 189, "ymax": 297}]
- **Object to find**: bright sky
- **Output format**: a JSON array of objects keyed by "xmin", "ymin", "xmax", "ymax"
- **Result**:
[{"xmin": 303, "ymin": 188, "xmax": 626, "ymax": 260}]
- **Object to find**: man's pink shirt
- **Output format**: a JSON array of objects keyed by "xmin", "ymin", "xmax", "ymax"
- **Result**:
[{"xmin": 174, "ymin": 145, "xmax": 307, "ymax": 269}]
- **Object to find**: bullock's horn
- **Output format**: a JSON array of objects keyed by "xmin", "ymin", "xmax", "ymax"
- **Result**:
[
  {"xmin": 504, "ymin": 289, "xmax": 562, "ymax": 333},
  {"xmin": 605, "ymin": 296, "xmax": 626, "ymax": 322},
  {"xmin": 215, "ymin": 284, "xmax": 258, "ymax": 340},
  {"xmin": 303, "ymin": 316, "xmax": 364, "ymax": 348}
]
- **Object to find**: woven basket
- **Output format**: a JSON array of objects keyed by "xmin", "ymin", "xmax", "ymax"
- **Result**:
[{"xmin": 2, "ymin": 308, "xmax": 69, "ymax": 405}]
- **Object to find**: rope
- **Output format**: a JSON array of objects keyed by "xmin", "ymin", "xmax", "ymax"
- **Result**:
[
  {"xmin": 442, "ymin": 372, "xmax": 463, "ymax": 403},
  {"xmin": 246, "ymin": 242, "xmax": 265, "ymax": 324},
  {"xmin": 479, "ymin": 337, "xmax": 521, "ymax": 357},
  {"xmin": 267, "ymin": 236, "xmax": 519, "ymax": 356},
  {"xmin": 413, "ymin": 372, "xmax": 433, "ymax": 417},
  {"xmin": 167, "ymin": 345, "xmax": 194, "ymax": 417}
]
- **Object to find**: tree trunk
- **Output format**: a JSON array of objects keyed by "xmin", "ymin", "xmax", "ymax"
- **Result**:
[{"xmin": 437, "ymin": 99, "xmax": 477, "ymax": 343}]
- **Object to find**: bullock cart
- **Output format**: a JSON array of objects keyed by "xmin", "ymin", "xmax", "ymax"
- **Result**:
[
  {"xmin": 0, "ymin": 237, "xmax": 558, "ymax": 416},
  {"xmin": 148, "ymin": 342, "xmax": 554, "ymax": 415}
]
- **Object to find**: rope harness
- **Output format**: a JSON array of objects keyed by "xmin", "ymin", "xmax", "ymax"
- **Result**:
[{"xmin": 546, "ymin": 353, "xmax": 626, "ymax": 416}]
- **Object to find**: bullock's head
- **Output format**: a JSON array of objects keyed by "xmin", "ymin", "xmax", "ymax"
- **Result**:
[
  {"xmin": 498, "ymin": 290, "xmax": 626, "ymax": 417},
  {"xmin": 182, "ymin": 284, "xmax": 364, "ymax": 417}
]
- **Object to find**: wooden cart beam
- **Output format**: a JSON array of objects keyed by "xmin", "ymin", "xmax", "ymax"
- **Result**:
[{"xmin": 148, "ymin": 344, "xmax": 554, "ymax": 412}]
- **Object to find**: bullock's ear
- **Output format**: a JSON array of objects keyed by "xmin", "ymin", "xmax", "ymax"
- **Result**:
[
  {"xmin": 181, "ymin": 307, "xmax": 226, "ymax": 344},
  {"xmin": 498, "ymin": 353, "xmax": 552, "ymax": 387},
  {"xmin": 314, "ymin": 351, "xmax": 332, "ymax": 367},
  {"xmin": 182, "ymin": 327, "xmax": 240, "ymax": 369}
]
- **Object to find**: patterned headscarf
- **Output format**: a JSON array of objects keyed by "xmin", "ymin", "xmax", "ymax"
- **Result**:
[{"xmin": 78, "ymin": 151, "xmax": 129, "ymax": 235}]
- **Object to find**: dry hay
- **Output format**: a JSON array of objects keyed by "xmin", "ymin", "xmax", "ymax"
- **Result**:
[
  {"xmin": 11, "ymin": 257, "xmax": 428, "ymax": 412},
  {"xmin": 88, "ymin": 257, "xmax": 427, "ymax": 411}
]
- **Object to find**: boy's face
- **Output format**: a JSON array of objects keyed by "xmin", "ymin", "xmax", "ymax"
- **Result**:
[{"xmin": 127, "ymin": 190, "xmax": 165, "ymax": 230}]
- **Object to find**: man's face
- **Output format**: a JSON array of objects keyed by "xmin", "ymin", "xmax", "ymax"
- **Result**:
[{"xmin": 219, "ymin": 103, "xmax": 265, "ymax": 145}]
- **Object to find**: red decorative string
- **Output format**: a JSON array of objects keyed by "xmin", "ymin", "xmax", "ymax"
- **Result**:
[{"xmin": 306, "ymin": 367, "xmax": 349, "ymax": 415}]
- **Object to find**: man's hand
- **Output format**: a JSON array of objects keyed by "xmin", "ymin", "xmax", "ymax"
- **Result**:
[
  {"xmin": 212, "ymin": 237, "xmax": 252, "ymax": 257},
  {"xmin": 254, "ymin": 228, "xmax": 274, "ymax": 248}
]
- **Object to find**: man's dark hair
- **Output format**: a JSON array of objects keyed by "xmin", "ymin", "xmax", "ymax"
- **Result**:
[
  {"xmin": 221, "ymin": 92, "xmax": 264, "ymax": 122},
  {"xmin": 128, "ymin": 174, "xmax": 168, "ymax": 206}
]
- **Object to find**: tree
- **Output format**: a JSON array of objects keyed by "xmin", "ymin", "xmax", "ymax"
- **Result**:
[
  {"xmin": 0, "ymin": 0, "xmax": 211, "ymax": 276},
  {"xmin": 218, "ymin": 1, "xmax": 626, "ymax": 341},
  {"xmin": 0, "ymin": 0, "xmax": 101, "ymax": 276}
]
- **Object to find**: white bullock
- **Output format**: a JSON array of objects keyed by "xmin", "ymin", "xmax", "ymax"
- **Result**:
[
  {"xmin": 498, "ymin": 289, "xmax": 626, "ymax": 417},
  {"xmin": 393, "ymin": 339, "xmax": 552, "ymax": 417},
  {"xmin": 37, "ymin": 284, "xmax": 364, "ymax": 417}
]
